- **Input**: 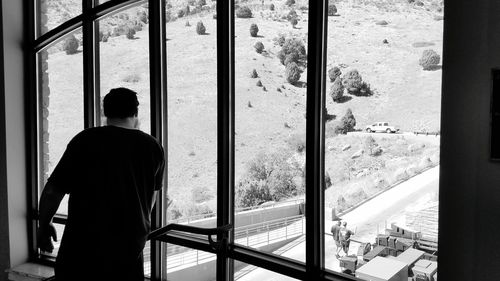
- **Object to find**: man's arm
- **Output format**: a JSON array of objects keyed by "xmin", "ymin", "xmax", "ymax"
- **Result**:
[{"xmin": 38, "ymin": 181, "xmax": 65, "ymax": 253}]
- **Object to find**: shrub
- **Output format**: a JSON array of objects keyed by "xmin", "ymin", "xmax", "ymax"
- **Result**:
[
  {"xmin": 250, "ymin": 69, "xmax": 258, "ymax": 78},
  {"xmin": 284, "ymin": 52, "xmax": 299, "ymax": 66},
  {"xmin": 185, "ymin": 20, "xmax": 191, "ymax": 26},
  {"xmin": 328, "ymin": 4, "xmax": 337, "ymax": 16},
  {"xmin": 256, "ymin": 80, "xmax": 263, "ymax": 87},
  {"xmin": 185, "ymin": 5, "xmax": 191, "ymax": 15},
  {"xmin": 325, "ymin": 171, "xmax": 332, "ymax": 189},
  {"xmin": 330, "ymin": 77, "xmax": 344, "ymax": 103},
  {"xmin": 196, "ymin": 21, "xmax": 206, "ymax": 35},
  {"xmin": 63, "ymin": 35, "xmax": 79, "ymax": 55},
  {"xmin": 279, "ymin": 38, "xmax": 307, "ymax": 66},
  {"xmin": 126, "ymin": 28, "xmax": 136, "ymax": 39},
  {"xmin": 364, "ymin": 136, "xmax": 382, "ymax": 156},
  {"xmin": 236, "ymin": 179, "xmax": 273, "ymax": 207},
  {"xmin": 328, "ymin": 66, "xmax": 341, "ymax": 82},
  {"xmin": 285, "ymin": 0, "xmax": 295, "ymax": 6},
  {"xmin": 254, "ymin": 41, "xmax": 264, "ymax": 53},
  {"xmin": 197, "ymin": 0, "xmax": 206, "ymax": 7},
  {"xmin": 138, "ymin": 11, "xmax": 148, "ymax": 23},
  {"xmin": 274, "ymin": 34, "xmax": 286, "ymax": 47},
  {"xmin": 419, "ymin": 49, "xmax": 440, "ymax": 70},
  {"xmin": 236, "ymin": 6, "xmax": 253, "ymax": 18},
  {"xmin": 188, "ymin": 0, "xmax": 196, "ymax": 5},
  {"xmin": 102, "ymin": 34, "xmax": 109, "ymax": 42},
  {"xmin": 270, "ymin": 3, "xmax": 275, "ymax": 10},
  {"xmin": 342, "ymin": 69, "xmax": 371, "ymax": 95},
  {"xmin": 250, "ymin": 23, "xmax": 259, "ymax": 37},
  {"xmin": 287, "ymin": 9, "xmax": 298, "ymax": 21},
  {"xmin": 177, "ymin": 9, "xmax": 185, "ymax": 18},
  {"xmin": 290, "ymin": 18, "xmax": 298, "ymax": 28},
  {"xmin": 285, "ymin": 62, "xmax": 301, "ymax": 84},
  {"xmin": 335, "ymin": 108, "xmax": 356, "ymax": 134},
  {"xmin": 235, "ymin": 151, "xmax": 302, "ymax": 207}
]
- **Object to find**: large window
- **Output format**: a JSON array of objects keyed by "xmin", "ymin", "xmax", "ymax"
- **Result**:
[{"xmin": 29, "ymin": 1, "xmax": 442, "ymax": 281}]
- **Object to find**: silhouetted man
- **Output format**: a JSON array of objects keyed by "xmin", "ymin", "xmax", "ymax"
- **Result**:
[
  {"xmin": 38, "ymin": 88, "xmax": 165, "ymax": 281},
  {"xmin": 331, "ymin": 220, "xmax": 342, "ymax": 258}
]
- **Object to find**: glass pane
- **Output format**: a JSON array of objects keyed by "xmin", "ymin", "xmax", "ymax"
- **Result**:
[
  {"xmin": 37, "ymin": 0, "xmax": 82, "ymax": 38},
  {"xmin": 323, "ymin": 0, "xmax": 442, "ymax": 277},
  {"xmin": 97, "ymin": 3, "xmax": 151, "ymax": 133},
  {"xmin": 164, "ymin": 0, "xmax": 217, "ymax": 227},
  {"xmin": 234, "ymin": 1, "xmax": 308, "ymax": 261},
  {"xmin": 165, "ymin": 244, "xmax": 216, "ymax": 281},
  {"xmin": 38, "ymin": 29, "xmax": 84, "ymax": 215},
  {"xmin": 234, "ymin": 262, "xmax": 300, "ymax": 281}
]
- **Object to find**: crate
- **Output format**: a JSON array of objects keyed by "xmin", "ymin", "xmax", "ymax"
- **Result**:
[
  {"xmin": 357, "ymin": 243, "xmax": 372, "ymax": 256},
  {"xmin": 388, "ymin": 237, "xmax": 397, "ymax": 249},
  {"xmin": 396, "ymin": 238, "xmax": 414, "ymax": 251},
  {"xmin": 377, "ymin": 234, "xmax": 389, "ymax": 246},
  {"xmin": 339, "ymin": 255, "xmax": 358, "ymax": 273},
  {"xmin": 363, "ymin": 246, "xmax": 388, "ymax": 262}
]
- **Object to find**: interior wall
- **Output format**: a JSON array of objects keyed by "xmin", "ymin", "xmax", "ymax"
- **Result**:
[
  {"xmin": 439, "ymin": 0, "xmax": 500, "ymax": 280},
  {"xmin": 0, "ymin": 0, "xmax": 10, "ymax": 279},
  {"xmin": 1, "ymin": 0, "xmax": 28, "ymax": 278}
]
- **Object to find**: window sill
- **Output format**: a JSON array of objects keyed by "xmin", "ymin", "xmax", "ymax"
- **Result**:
[{"xmin": 6, "ymin": 263, "xmax": 54, "ymax": 281}]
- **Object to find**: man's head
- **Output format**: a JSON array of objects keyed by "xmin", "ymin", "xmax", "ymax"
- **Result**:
[
  {"xmin": 342, "ymin": 221, "xmax": 347, "ymax": 227},
  {"xmin": 336, "ymin": 220, "xmax": 341, "ymax": 226},
  {"xmin": 103, "ymin": 88, "xmax": 139, "ymax": 128}
]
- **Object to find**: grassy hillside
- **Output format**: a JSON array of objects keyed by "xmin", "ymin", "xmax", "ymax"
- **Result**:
[{"xmin": 45, "ymin": 0, "xmax": 443, "ymax": 218}]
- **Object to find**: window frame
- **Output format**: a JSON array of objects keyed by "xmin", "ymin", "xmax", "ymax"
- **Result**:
[{"xmin": 25, "ymin": 0, "xmax": 360, "ymax": 280}]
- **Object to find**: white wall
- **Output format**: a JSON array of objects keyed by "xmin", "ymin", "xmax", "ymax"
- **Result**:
[{"xmin": 2, "ymin": 0, "xmax": 28, "ymax": 275}]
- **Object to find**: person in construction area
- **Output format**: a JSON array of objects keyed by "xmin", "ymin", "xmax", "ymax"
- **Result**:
[
  {"xmin": 331, "ymin": 220, "xmax": 342, "ymax": 258},
  {"xmin": 339, "ymin": 221, "xmax": 355, "ymax": 256},
  {"xmin": 37, "ymin": 87, "xmax": 165, "ymax": 281}
]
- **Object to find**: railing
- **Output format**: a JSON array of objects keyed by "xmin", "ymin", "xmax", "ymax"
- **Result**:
[
  {"xmin": 168, "ymin": 198, "xmax": 305, "ymax": 225},
  {"xmin": 164, "ymin": 215, "xmax": 305, "ymax": 271}
]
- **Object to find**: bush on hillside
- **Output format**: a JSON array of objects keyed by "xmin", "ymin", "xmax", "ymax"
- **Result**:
[
  {"xmin": 325, "ymin": 171, "xmax": 332, "ymax": 189},
  {"xmin": 330, "ymin": 77, "xmax": 345, "ymax": 103},
  {"xmin": 335, "ymin": 108, "xmax": 356, "ymax": 134},
  {"xmin": 185, "ymin": 5, "xmax": 191, "ymax": 15},
  {"xmin": 256, "ymin": 80, "xmax": 263, "ymax": 87},
  {"xmin": 126, "ymin": 28, "xmax": 136, "ymax": 39},
  {"xmin": 290, "ymin": 18, "xmax": 298, "ymax": 28},
  {"xmin": 328, "ymin": 4, "xmax": 337, "ymax": 16},
  {"xmin": 177, "ymin": 9, "xmax": 185, "ymax": 18},
  {"xmin": 63, "ymin": 35, "xmax": 79, "ymax": 55},
  {"xmin": 328, "ymin": 66, "xmax": 341, "ymax": 82},
  {"xmin": 250, "ymin": 69, "xmax": 258, "ymax": 78},
  {"xmin": 197, "ymin": 0, "xmax": 206, "ymax": 7},
  {"xmin": 236, "ymin": 6, "xmax": 253, "ymax": 18},
  {"xmin": 196, "ymin": 21, "xmax": 206, "ymax": 35},
  {"xmin": 342, "ymin": 69, "xmax": 371, "ymax": 96},
  {"xmin": 138, "ymin": 11, "xmax": 148, "ymax": 23},
  {"xmin": 270, "ymin": 3, "xmax": 275, "ymax": 10},
  {"xmin": 236, "ymin": 151, "xmax": 303, "ymax": 208},
  {"xmin": 254, "ymin": 41, "xmax": 264, "ymax": 53},
  {"xmin": 285, "ymin": 62, "xmax": 301, "ymax": 85},
  {"xmin": 419, "ymin": 49, "xmax": 440, "ymax": 70},
  {"xmin": 285, "ymin": 0, "xmax": 295, "ymax": 6},
  {"xmin": 278, "ymin": 38, "xmax": 307, "ymax": 66},
  {"xmin": 284, "ymin": 52, "xmax": 299, "ymax": 66},
  {"xmin": 287, "ymin": 9, "xmax": 298, "ymax": 21},
  {"xmin": 274, "ymin": 34, "xmax": 286, "ymax": 47},
  {"xmin": 250, "ymin": 23, "xmax": 259, "ymax": 37}
]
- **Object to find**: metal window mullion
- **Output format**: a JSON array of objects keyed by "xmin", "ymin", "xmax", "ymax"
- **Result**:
[
  {"xmin": 149, "ymin": 0, "xmax": 166, "ymax": 280},
  {"xmin": 305, "ymin": 0, "xmax": 328, "ymax": 278},
  {"xmin": 82, "ymin": 0, "xmax": 96, "ymax": 129},
  {"xmin": 216, "ymin": 0, "xmax": 235, "ymax": 280}
]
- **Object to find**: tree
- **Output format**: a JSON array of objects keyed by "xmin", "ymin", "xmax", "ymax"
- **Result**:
[
  {"xmin": 250, "ymin": 23, "xmax": 259, "ymax": 37},
  {"xmin": 330, "ymin": 77, "xmax": 344, "ymax": 102},
  {"xmin": 196, "ymin": 21, "xmax": 206, "ymax": 35}
]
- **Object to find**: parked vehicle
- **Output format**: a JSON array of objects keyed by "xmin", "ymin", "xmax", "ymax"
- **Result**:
[{"xmin": 365, "ymin": 122, "xmax": 399, "ymax": 133}]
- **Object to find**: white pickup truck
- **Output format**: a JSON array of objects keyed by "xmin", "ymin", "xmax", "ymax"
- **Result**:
[{"xmin": 365, "ymin": 122, "xmax": 399, "ymax": 133}]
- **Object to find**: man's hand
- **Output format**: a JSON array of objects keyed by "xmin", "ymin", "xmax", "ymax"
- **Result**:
[{"xmin": 38, "ymin": 223, "xmax": 58, "ymax": 253}]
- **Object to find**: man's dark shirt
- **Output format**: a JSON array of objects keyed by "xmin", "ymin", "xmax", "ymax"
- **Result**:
[{"xmin": 47, "ymin": 126, "xmax": 165, "ymax": 281}]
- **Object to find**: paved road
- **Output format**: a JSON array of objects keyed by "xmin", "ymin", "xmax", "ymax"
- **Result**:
[{"xmin": 236, "ymin": 166, "xmax": 440, "ymax": 280}]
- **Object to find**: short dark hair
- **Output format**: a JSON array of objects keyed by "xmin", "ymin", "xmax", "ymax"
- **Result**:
[{"xmin": 103, "ymin": 88, "xmax": 139, "ymax": 119}]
